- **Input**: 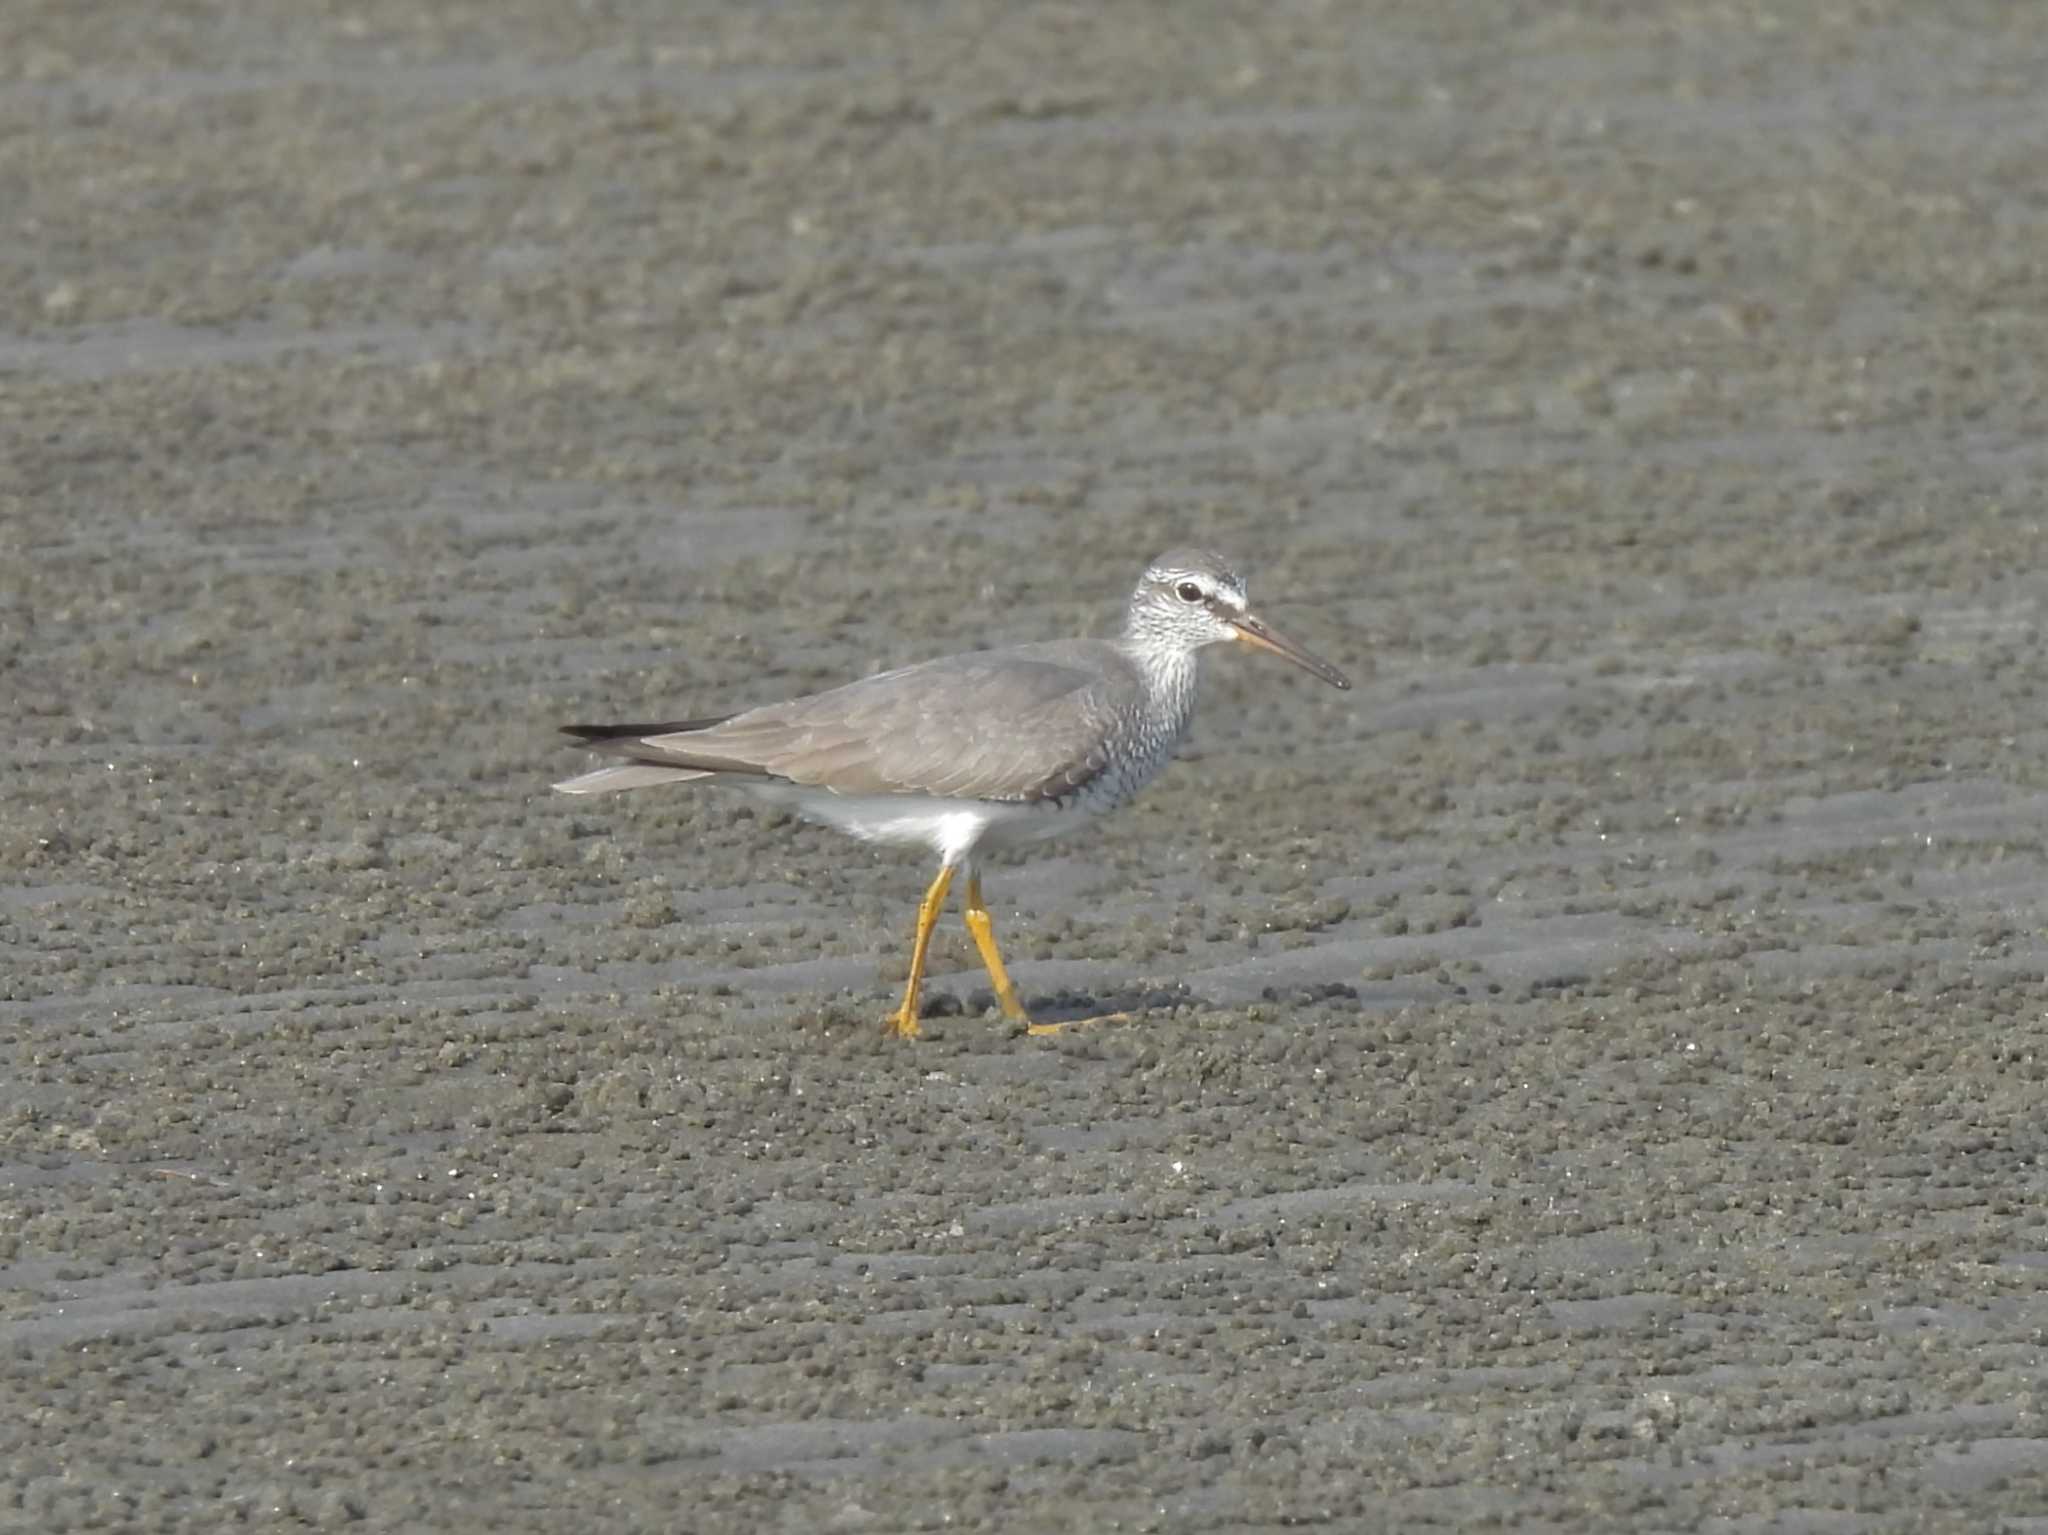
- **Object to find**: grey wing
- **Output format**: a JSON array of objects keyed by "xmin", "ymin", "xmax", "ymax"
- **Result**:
[{"xmin": 608, "ymin": 648, "xmax": 1138, "ymax": 802}]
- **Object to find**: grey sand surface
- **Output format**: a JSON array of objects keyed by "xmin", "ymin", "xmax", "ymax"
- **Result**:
[{"xmin": 6, "ymin": 3, "xmax": 2048, "ymax": 1530}]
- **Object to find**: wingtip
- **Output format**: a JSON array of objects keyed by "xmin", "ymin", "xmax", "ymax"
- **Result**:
[{"xmin": 558, "ymin": 715, "xmax": 739, "ymax": 743}]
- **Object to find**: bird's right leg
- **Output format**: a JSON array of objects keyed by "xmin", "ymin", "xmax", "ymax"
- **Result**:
[
  {"xmin": 962, "ymin": 872, "xmax": 1132, "ymax": 1036},
  {"xmin": 885, "ymin": 864, "xmax": 956, "ymax": 1040},
  {"xmin": 962, "ymin": 870, "xmax": 1032, "ymax": 1025}
]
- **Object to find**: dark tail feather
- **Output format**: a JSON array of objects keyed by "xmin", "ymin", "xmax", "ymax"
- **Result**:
[
  {"xmin": 560, "ymin": 714, "xmax": 737, "ymax": 743},
  {"xmin": 557, "ymin": 712, "xmax": 769, "ymax": 784}
]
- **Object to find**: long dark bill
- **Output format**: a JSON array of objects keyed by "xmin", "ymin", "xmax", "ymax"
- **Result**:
[{"xmin": 1229, "ymin": 612, "xmax": 1352, "ymax": 690}]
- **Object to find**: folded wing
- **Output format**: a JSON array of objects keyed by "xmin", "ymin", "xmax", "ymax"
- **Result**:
[{"xmin": 557, "ymin": 643, "xmax": 1140, "ymax": 803}]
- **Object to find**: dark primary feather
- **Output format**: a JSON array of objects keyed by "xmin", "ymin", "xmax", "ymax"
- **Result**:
[
  {"xmin": 564, "ymin": 640, "xmax": 1147, "ymax": 803},
  {"xmin": 561, "ymin": 715, "xmax": 736, "ymax": 742}
]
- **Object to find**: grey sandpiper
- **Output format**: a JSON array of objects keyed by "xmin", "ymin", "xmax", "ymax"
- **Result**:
[{"xmin": 555, "ymin": 547, "xmax": 1351, "ymax": 1038}]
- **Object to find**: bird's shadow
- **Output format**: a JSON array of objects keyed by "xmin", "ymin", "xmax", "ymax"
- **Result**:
[
  {"xmin": 791, "ymin": 983, "xmax": 1207, "ymax": 1040},
  {"xmin": 929, "ymin": 981, "xmax": 1204, "ymax": 1025}
]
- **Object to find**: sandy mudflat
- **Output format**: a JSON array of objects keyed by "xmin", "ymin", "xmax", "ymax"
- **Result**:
[{"xmin": 5, "ymin": 3, "xmax": 2048, "ymax": 1530}]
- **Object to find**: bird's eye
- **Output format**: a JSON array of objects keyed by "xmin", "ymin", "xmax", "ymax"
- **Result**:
[{"xmin": 1175, "ymin": 581, "xmax": 1204, "ymax": 603}]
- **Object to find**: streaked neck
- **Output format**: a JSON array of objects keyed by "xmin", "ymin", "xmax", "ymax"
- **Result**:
[{"xmin": 1117, "ymin": 630, "xmax": 1202, "ymax": 724}]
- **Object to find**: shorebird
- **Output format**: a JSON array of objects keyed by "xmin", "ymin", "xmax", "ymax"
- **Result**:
[{"xmin": 555, "ymin": 547, "xmax": 1350, "ymax": 1038}]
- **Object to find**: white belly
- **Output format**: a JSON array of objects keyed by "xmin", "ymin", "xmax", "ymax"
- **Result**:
[{"xmin": 742, "ymin": 783, "xmax": 1095, "ymax": 865}]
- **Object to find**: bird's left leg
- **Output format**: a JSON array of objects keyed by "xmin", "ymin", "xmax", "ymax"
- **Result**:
[{"xmin": 961, "ymin": 869, "xmax": 1032, "ymax": 1026}]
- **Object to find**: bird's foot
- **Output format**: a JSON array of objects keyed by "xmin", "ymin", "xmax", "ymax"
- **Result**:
[
  {"xmin": 1025, "ymin": 1011, "xmax": 1133, "ymax": 1037},
  {"xmin": 883, "ymin": 1009, "xmax": 923, "ymax": 1041}
]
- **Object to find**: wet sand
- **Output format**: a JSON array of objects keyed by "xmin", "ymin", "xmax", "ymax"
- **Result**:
[{"xmin": 6, "ymin": 3, "xmax": 2048, "ymax": 1529}]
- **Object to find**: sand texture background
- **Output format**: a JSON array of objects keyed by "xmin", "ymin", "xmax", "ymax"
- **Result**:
[{"xmin": 6, "ymin": 2, "xmax": 2048, "ymax": 1529}]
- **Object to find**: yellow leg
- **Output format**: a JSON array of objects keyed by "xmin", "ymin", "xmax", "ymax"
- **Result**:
[
  {"xmin": 963, "ymin": 872, "xmax": 1133, "ymax": 1036},
  {"xmin": 1026, "ymin": 1009, "xmax": 1133, "ymax": 1037},
  {"xmin": 963, "ymin": 872, "xmax": 1032, "ymax": 1025},
  {"xmin": 885, "ymin": 865, "xmax": 955, "ymax": 1040}
]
